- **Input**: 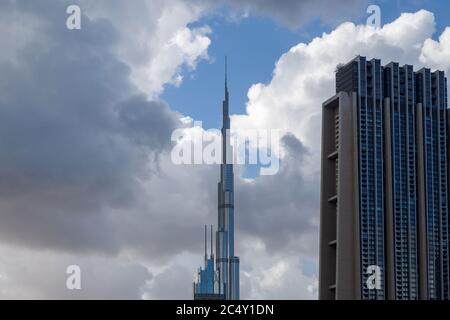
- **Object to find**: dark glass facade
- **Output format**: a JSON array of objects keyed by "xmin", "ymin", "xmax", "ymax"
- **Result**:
[
  {"xmin": 416, "ymin": 69, "xmax": 449, "ymax": 299},
  {"xmin": 330, "ymin": 56, "xmax": 450, "ymax": 300},
  {"xmin": 337, "ymin": 57, "xmax": 386, "ymax": 299},
  {"xmin": 356, "ymin": 58, "xmax": 386, "ymax": 300},
  {"xmin": 384, "ymin": 63, "xmax": 419, "ymax": 299}
]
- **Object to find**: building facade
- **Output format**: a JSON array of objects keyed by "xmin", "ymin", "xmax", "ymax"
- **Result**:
[
  {"xmin": 193, "ymin": 59, "xmax": 240, "ymax": 300},
  {"xmin": 319, "ymin": 56, "xmax": 450, "ymax": 300}
]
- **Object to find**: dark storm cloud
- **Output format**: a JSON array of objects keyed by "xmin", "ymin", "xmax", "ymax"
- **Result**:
[
  {"xmin": 0, "ymin": 0, "xmax": 179, "ymax": 253},
  {"xmin": 193, "ymin": 0, "xmax": 368, "ymax": 29},
  {"xmin": 281, "ymin": 132, "xmax": 308, "ymax": 157},
  {"xmin": 0, "ymin": 245, "xmax": 152, "ymax": 299},
  {"xmin": 118, "ymin": 96, "xmax": 179, "ymax": 152},
  {"xmin": 236, "ymin": 134, "xmax": 318, "ymax": 255}
]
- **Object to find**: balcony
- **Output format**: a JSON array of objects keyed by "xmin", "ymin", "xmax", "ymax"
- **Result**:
[
  {"xmin": 328, "ymin": 195, "xmax": 338, "ymax": 204},
  {"xmin": 328, "ymin": 150, "xmax": 338, "ymax": 160}
]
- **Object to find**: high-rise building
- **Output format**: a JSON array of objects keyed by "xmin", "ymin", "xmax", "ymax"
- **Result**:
[
  {"xmin": 319, "ymin": 56, "xmax": 450, "ymax": 300},
  {"xmin": 193, "ymin": 58, "xmax": 240, "ymax": 300}
]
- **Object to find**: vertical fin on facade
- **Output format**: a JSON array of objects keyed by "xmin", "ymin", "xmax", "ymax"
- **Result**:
[
  {"xmin": 210, "ymin": 225, "xmax": 213, "ymax": 258},
  {"xmin": 204, "ymin": 225, "xmax": 207, "ymax": 261},
  {"xmin": 225, "ymin": 56, "xmax": 228, "ymax": 94}
]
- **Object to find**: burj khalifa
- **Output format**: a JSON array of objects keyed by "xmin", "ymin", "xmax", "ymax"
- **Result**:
[{"xmin": 193, "ymin": 58, "xmax": 240, "ymax": 300}]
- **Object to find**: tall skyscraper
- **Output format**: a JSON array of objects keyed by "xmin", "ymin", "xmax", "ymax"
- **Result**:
[
  {"xmin": 193, "ymin": 58, "xmax": 240, "ymax": 300},
  {"xmin": 319, "ymin": 56, "xmax": 450, "ymax": 300}
]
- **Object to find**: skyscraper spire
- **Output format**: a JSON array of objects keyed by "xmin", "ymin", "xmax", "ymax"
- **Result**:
[
  {"xmin": 225, "ymin": 56, "xmax": 228, "ymax": 95},
  {"xmin": 193, "ymin": 57, "xmax": 239, "ymax": 300},
  {"xmin": 210, "ymin": 225, "xmax": 213, "ymax": 257},
  {"xmin": 217, "ymin": 55, "xmax": 239, "ymax": 300},
  {"xmin": 204, "ymin": 225, "xmax": 207, "ymax": 261}
]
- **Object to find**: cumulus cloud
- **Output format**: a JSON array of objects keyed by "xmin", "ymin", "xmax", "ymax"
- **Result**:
[
  {"xmin": 0, "ymin": 0, "xmax": 184, "ymax": 254},
  {"xmin": 209, "ymin": 0, "xmax": 368, "ymax": 29},
  {"xmin": 236, "ymin": 134, "xmax": 317, "ymax": 255},
  {"xmin": 235, "ymin": 134, "xmax": 318, "ymax": 299},
  {"xmin": 420, "ymin": 27, "xmax": 450, "ymax": 70},
  {"xmin": 79, "ymin": 0, "xmax": 213, "ymax": 96},
  {"xmin": 239, "ymin": 239, "xmax": 317, "ymax": 299}
]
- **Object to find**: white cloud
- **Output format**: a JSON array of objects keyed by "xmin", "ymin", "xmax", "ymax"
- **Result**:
[
  {"xmin": 420, "ymin": 27, "xmax": 450, "ymax": 71},
  {"xmin": 239, "ymin": 237, "xmax": 317, "ymax": 299},
  {"xmin": 80, "ymin": 0, "xmax": 213, "ymax": 97}
]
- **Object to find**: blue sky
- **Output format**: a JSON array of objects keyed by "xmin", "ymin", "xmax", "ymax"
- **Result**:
[{"xmin": 163, "ymin": 0, "xmax": 450, "ymax": 130}]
